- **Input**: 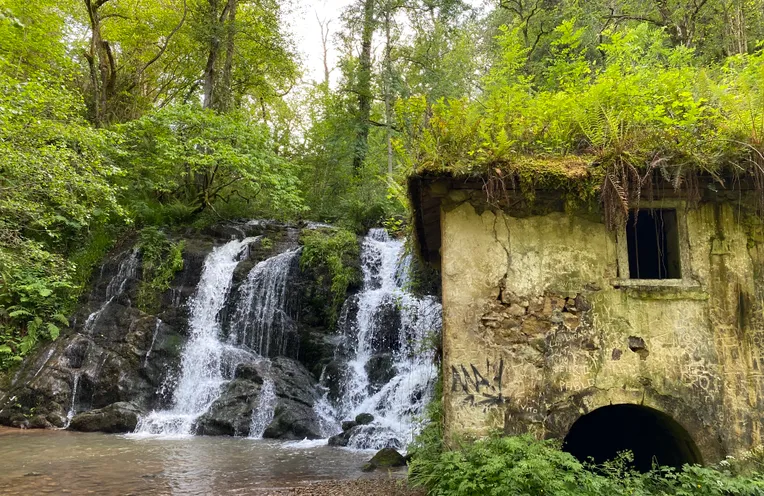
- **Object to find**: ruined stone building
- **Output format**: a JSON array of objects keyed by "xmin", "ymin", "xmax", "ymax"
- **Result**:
[{"xmin": 409, "ymin": 165, "xmax": 764, "ymax": 471}]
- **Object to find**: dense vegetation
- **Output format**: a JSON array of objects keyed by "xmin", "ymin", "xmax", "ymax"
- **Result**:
[
  {"xmin": 407, "ymin": 381, "xmax": 764, "ymax": 495},
  {"xmin": 410, "ymin": 433, "xmax": 764, "ymax": 495}
]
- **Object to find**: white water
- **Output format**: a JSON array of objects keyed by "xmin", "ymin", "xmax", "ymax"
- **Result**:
[
  {"xmin": 64, "ymin": 372, "xmax": 80, "ymax": 428},
  {"xmin": 82, "ymin": 249, "xmax": 139, "ymax": 334},
  {"xmin": 329, "ymin": 228, "xmax": 442, "ymax": 450},
  {"xmin": 227, "ymin": 248, "xmax": 299, "ymax": 357},
  {"xmin": 133, "ymin": 238, "xmax": 256, "ymax": 437},
  {"xmin": 249, "ymin": 378, "xmax": 277, "ymax": 438},
  {"xmin": 143, "ymin": 319, "xmax": 162, "ymax": 368}
]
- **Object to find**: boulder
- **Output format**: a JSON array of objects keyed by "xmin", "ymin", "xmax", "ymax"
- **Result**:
[
  {"xmin": 355, "ymin": 413, "xmax": 374, "ymax": 425},
  {"xmin": 362, "ymin": 447, "xmax": 407, "ymax": 472},
  {"xmin": 370, "ymin": 297, "xmax": 402, "ymax": 354},
  {"xmin": 68, "ymin": 402, "xmax": 142, "ymax": 433},
  {"xmin": 197, "ymin": 357, "xmax": 324, "ymax": 439},
  {"xmin": 195, "ymin": 379, "xmax": 262, "ymax": 436},
  {"xmin": 329, "ymin": 424, "xmax": 403, "ymax": 450},
  {"xmin": 365, "ymin": 353, "xmax": 395, "ymax": 392},
  {"xmin": 328, "ymin": 426, "xmax": 354, "ymax": 447},
  {"xmin": 263, "ymin": 400, "xmax": 322, "ymax": 440}
]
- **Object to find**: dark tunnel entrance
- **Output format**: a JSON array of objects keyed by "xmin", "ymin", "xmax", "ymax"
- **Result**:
[{"xmin": 562, "ymin": 404, "xmax": 702, "ymax": 472}]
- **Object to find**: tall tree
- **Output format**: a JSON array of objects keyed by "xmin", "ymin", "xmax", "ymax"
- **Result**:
[
  {"xmin": 82, "ymin": 0, "xmax": 188, "ymax": 125},
  {"xmin": 352, "ymin": 0, "xmax": 376, "ymax": 173}
]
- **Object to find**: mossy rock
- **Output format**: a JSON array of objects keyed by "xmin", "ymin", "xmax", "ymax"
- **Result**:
[
  {"xmin": 361, "ymin": 447, "xmax": 407, "ymax": 472},
  {"xmin": 355, "ymin": 413, "xmax": 374, "ymax": 425}
]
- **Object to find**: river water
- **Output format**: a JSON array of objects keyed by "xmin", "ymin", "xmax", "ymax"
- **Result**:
[{"xmin": 0, "ymin": 428, "xmax": 397, "ymax": 495}]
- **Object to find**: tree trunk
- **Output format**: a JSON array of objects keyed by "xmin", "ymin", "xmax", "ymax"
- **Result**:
[
  {"xmin": 84, "ymin": 0, "xmax": 116, "ymax": 126},
  {"xmin": 317, "ymin": 14, "xmax": 331, "ymax": 86},
  {"xmin": 202, "ymin": 0, "xmax": 221, "ymax": 109},
  {"xmin": 352, "ymin": 0, "xmax": 375, "ymax": 174},
  {"xmin": 217, "ymin": 0, "xmax": 237, "ymax": 112},
  {"xmin": 383, "ymin": 7, "xmax": 393, "ymax": 178}
]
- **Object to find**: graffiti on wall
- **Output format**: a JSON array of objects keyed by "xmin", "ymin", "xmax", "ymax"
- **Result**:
[{"xmin": 451, "ymin": 358, "xmax": 507, "ymax": 408}]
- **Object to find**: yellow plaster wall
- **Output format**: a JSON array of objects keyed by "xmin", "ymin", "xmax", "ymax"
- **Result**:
[{"xmin": 440, "ymin": 200, "xmax": 764, "ymax": 462}]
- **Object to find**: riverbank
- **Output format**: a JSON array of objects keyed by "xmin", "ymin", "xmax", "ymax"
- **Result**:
[{"xmin": 250, "ymin": 479, "xmax": 424, "ymax": 496}]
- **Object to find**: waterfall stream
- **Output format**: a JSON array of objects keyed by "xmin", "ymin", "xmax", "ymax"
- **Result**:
[
  {"xmin": 128, "ymin": 227, "xmax": 440, "ymax": 446},
  {"xmin": 328, "ymin": 228, "xmax": 442, "ymax": 450},
  {"xmin": 134, "ymin": 238, "xmax": 257, "ymax": 437},
  {"xmin": 249, "ymin": 378, "xmax": 277, "ymax": 439},
  {"xmin": 227, "ymin": 248, "xmax": 300, "ymax": 357},
  {"xmin": 64, "ymin": 373, "xmax": 80, "ymax": 429},
  {"xmin": 133, "ymin": 238, "xmax": 303, "ymax": 438},
  {"xmin": 82, "ymin": 249, "xmax": 139, "ymax": 334}
]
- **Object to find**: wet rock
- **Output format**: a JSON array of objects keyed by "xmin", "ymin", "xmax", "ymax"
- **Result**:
[
  {"xmin": 370, "ymin": 297, "xmax": 402, "ymax": 354},
  {"xmin": 355, "ymin": 413, "xmax": 374, "ymax": 425},
  {"xmin": 198, "ymin": 357, "xmax": 324, "ymax": 439},
  {"xmin": 263, "ymin": 400, "xmax": 322, "ymax": 440},
  {"xmin": 365, "ymin": 354, "xmax": 395, "ymax": 392},
  {"xmin": 27, "ymin": 415, "xmax": 54, "ymax": 429},
  {"xmin": 233, "ymin": 363, "xmax": 265, "ymax": 383},
  {"xmin": 362, "ymin": 447, "xmax": 407, "ymax": 472},
  {"xmin": 196, "ymin": 379, "xmax": 262, "ymax": 436},
  {"xmin": 341, "ymin": 420, "xmax": 357, "ymax": 431},
  {"xmin": 68, "ymin": 402, "xmax": 142, "ymax": 433},
  {"xmin": 328, "ymin": 427, "xmax": 354, "ymax": 447},
  {"xmin": 322, "ymin": 359, "xmax": 349, "ymax": 404}
]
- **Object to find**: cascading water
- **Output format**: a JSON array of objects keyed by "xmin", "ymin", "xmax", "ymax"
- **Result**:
[
  {"xmin": 143, "ymin": 319, "xmax": 162, "ymax": 368},
  {"xmin": 134, "ymin": 238, "xmax": 303, "ymax": 438},
  {"xmin": 64, "ymin": 373, "xmax": 80, "ymax": 428},
  {"xmin": 249, "ymin": 378, "xmax": 277, "ymax": 439},
  {"xmin": 134, "ymin": 238, "xmax": 257, "ymax": 437},
  {"xmin": 227, "ymin": 248, "xmax": 300, "ymax": 357},
  {"xmin": 328, "ymin": 228, "xmax": 442, "ymax": 450},
  {"xmin": 82, "ymin": 249, "xmax": 139, "ymax": 334}
]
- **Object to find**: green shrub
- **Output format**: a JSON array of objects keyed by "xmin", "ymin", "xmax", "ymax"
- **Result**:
[
  {"xmin": 136, "ymin": 227, "xmax": 184, "ymax": 312},
  {"xmin": 410, "ymin": 433, "xmax": 764, "ymax": 495},
  {"xmin": 409, "ymin": 417, "xmax": 764, "ymax": 496},
  {"xmin": 299, "ymin": 228, "xmax": 360, "ymax": 322}
]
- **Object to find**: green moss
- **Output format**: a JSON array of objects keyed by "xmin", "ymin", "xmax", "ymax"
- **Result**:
[
  {"xmin": 136, "ymin": 228, "xmax": 185, "ymax": 313},
  {"xmin": 299, "ymin": 228, "xmax": 361, "ymax": 322}
]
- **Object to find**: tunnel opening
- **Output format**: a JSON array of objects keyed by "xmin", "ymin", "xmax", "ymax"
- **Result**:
[{"xmin": 562, "ymin": 404, "xmax": 702, "ymax": 472}]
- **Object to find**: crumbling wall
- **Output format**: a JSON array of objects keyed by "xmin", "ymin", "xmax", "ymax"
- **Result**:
[{"xmin": 440, "ymin": 197, "xmax": 764, "ymax": 463}]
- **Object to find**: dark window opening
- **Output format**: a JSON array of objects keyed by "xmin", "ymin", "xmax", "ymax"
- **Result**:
[
  {"xmin": 626, "ymin": 209, "xmax": 681, "ymax": 279},
  {"xmin": 562, "ymin": 404, "xmax": 702, "ymax": 472}
]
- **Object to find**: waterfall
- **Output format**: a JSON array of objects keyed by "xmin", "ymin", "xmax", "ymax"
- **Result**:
[
  {"xmin": 143, "ymin": 319, "xmax": 162, "ymax": 368},
  {"xmin": 330, "ymin": 228, "xmax": 442, "ymax": 450},
  {"xmin": 64, "ymin": 372, "xmax": 80, "ymax": 428},
  {"xmin": 134, "ymin": 238, "xmax": 304, "ymax": 438},
  {"xmin": 227, "ymin": 248, "xmax": 299, "ymax": 357},
  {"xmin": 249, "ymin": 378, "xmax": 277, "ymax": 438},
  {"xmin": 133, "ymin": 238, "xmax": 256, "ymax": 437},
  {"xmin": 82, "ymin": 249, "xmax": 139, "ymax": 334}
]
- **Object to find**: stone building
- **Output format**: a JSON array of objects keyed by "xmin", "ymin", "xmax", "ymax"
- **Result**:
[{"xmin": 409, "ymin": 165, "xmax": 764, "ymax": 470}]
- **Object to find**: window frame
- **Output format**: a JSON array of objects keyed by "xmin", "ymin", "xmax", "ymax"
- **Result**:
[{"xmin": 614, "ymin": 201, "xmax": 694, "ymax": 288}]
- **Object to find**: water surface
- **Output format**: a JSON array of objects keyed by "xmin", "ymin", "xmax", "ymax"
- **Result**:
[{"xmin": 0, "ymin": 428, "xmax": 394, "ymax": 495}]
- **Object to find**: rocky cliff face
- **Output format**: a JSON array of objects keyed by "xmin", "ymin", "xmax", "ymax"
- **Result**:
[{"xmin": 0, "ymin": 222, "xmax": 351, "ymax": 437}]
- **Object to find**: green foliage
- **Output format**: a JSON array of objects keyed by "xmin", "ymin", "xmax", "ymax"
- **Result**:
[
  {"xmin": 408, "ymin": 374, "xmax": 444, "ymax": 470},
  {"xmin": 397, "ymin": 24, "xmax": 764, "ymax": 225},
  {"xmin": 115, "ymin": 105, "xmax": 305, "ymax": 220},
  {"xmin": 0, "ymin": 243, "xmax": 73, "ymax": 368},
  {"xmin": 0, "ymin": 68, "xmax": 124, "ymax": 369},
  {"xmin": 136, "ymin": 228, "xmax": 185, "ymax": 313},
  {"xmin": 409, "ymin": 432, "xmax": 764, "ymax": 496},
  {"xmin": 299, "ymin": 229, "xmax": 361, "ymax": 321}
]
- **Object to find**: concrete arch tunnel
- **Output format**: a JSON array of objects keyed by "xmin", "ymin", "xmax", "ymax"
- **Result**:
[{"xmin": 562, "ymin": 404, "xmax": 703, "ymax": 472}]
